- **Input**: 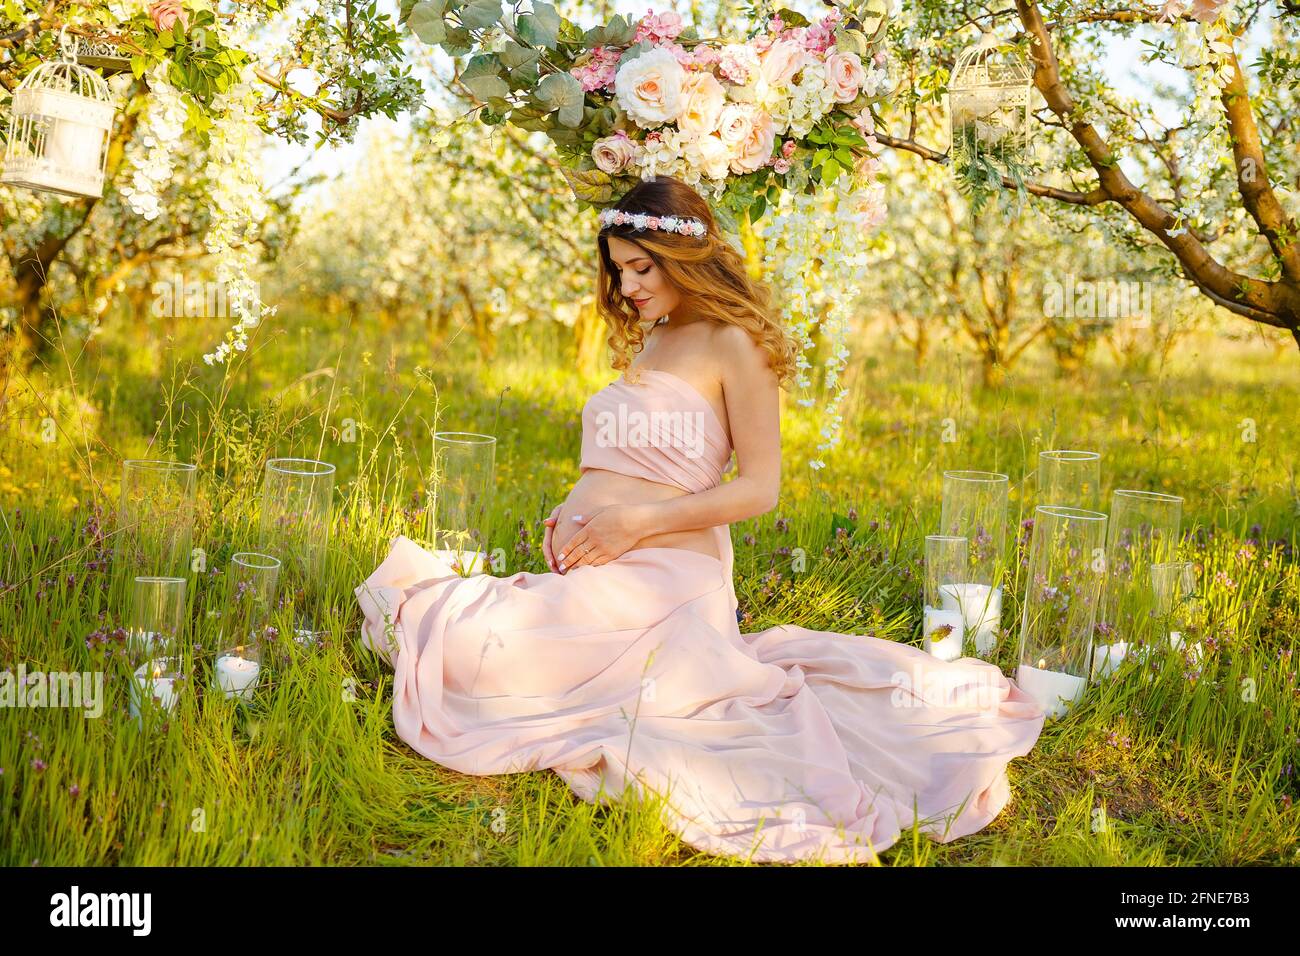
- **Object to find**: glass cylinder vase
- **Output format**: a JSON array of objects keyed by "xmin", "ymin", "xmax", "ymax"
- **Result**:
[
  {"xmin": 114, "ymin": 459, "xmax": 197, "ymax": 608},
  {"xmin": 1037, "ymin": 450, "xmax": 1101, "ymax": 511},
  {"xmin": 1150, "ymin": 560, "xmax": 1204, "ymax": 664},
  {"xmin": 1098, "ymin": 489, "xmax": 1183, "ymax": 648},
  {"xmin": 923, "ymin": 535, "xmax": 968, "ymax": 661},
  {"xmin": 1016, "ymin": 505, "xmax": 1108, "ymax": 719},
  {"xmin": 939, "ymin": 471, "xmax": 1009, "ymax": 657},
  {"xmin": 222, "ymin": 552, "xmax": 281, "ymax": 646},
  {"xmin": 128, "ymin": 575, "xmax": 187, "ymax": 661},
  {"xmin": 426, "ymin": 432, "xmax": 496, "ymax": 576},
  {"xmin": 258, "ymin": 458, "xmax": 336, "ymax": 582}
]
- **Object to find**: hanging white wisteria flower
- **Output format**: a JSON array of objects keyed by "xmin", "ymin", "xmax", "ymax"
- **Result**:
[
  {"xmin": 760, "ymin": 161, "xmax": 886, "ymax": 470},
  {"xmin": 201, "ymin": 62, "xmax": 275, "ymax": 366},
  {"xmin": 118, "ymin": 64, "xmax": 187, "ymax": 221}
]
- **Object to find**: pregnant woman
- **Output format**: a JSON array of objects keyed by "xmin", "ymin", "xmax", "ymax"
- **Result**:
[{"xmin": 355, "ymin": 176, "xmax": 1045, "ymax": 864}]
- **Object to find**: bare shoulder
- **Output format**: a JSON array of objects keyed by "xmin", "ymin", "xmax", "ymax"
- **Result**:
[{"xmin": 710, "ymin": 322, "xmax": 777, "ymax": 385}]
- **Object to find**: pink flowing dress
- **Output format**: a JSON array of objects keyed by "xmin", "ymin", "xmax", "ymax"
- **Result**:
[{"xmin": 355, "ymin": 369, "xmax": 1045, "ymax": 863}]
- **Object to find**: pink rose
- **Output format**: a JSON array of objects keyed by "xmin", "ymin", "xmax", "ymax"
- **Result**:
[
  {"xmin": 591, "ymin": 132, "xmax": 639, "ymax": 174},
  {"xmin": 781, "ymin": 139, "xmax": 796, "ymax": 159},
  {"xmin": 759, "ymin": 37, "xmax": 806, "ymax": 88},
  {"xmin": 731, "ymin": 107, "xmax": 777, "ymax": 174},
  {"xmin": 825, "ymin": 51, "xmax": 866, "ymax": 104},
  {"xmin": 647, "ymin": 216, "xmax": 661, "ymax": 229},
  {"xmin": 1160, "ymin": 0, "xmax": 1228, "ymax": 22},
  {"xmin": 773, "ymin": 157, "xmax": 791, "ymax": 174},
  {"xmin": 148, "ymin": 0, "xmax": 189, "ymax": 32}
]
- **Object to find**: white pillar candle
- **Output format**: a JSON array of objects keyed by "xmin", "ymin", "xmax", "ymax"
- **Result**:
[
  {"xmin": 215, "ymin": 654, "xmax": 261, "ymax": 700},
  {"xmin": 1091, "ymin": 642, "xmax": 1129, "ymax": 679},
  {"xmin": 939, "ymin": 582, "xmax": 1003, "ymax": 654},
  {"xmin": 43, "ymin": 118, "xmax": 100, "ymax": 172},
  {"xmin": 129, "ymin": 661, "xmax": 178, "ymax": 720},
  {"xmin": 922, "ymin": 606, "xmax": 965, "ymax": 661},
  {"xmin": 1016, "ymin": 663, "xmax": 1087, "ymax": 719}
]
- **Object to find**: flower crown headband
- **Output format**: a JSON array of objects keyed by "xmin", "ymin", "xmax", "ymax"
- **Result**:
[{"xmin": 598, "ymin": 207, "xmax": 708, "ymax": 238}]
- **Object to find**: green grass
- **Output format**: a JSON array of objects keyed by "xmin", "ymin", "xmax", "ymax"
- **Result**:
[{"xmin": 1, "ymin": 307, "xmax": 1297, "ymax": 866}]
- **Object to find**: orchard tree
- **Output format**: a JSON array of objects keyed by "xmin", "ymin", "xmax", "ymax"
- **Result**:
[
  {"xmin": 0, "ymin": 0, "xmax": 425, "ymax": 376},
  {"xmin": 874, "ymin": 1, "xmax": 1300, "ymax": 348},
  {"xmin": 283, "ymin": 106, "xmax": 592, "ymax": 362}
]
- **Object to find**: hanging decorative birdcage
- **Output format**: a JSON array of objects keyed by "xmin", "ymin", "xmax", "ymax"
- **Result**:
[
  {"xmin": 948, "ymin": 32, "xmax": 1033, "ymax": 158},
  {"xmin": 946, "ymin": 32, "xmax": 1033, "ymax": 213},
  {"xmin": 73, "ymin": 36, "xmax": 134, "ymax": 75},
  {"xmin": 0, "ymin": 31, "xmax": 117, "ymax": 200}
]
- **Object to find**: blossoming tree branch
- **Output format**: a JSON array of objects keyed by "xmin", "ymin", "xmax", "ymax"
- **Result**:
[{"xmin": 873, "ymin": 0, "xmax": 1300, "ymax": 347}]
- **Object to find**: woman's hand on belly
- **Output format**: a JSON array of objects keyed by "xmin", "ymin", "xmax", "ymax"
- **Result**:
[
  {"xmin": 554, "ymin": 503, "xmax": 648, "ymax": 572},
  {"xmin": 551, "ymin": 470, "xmax": 722, "ymax": 571}
]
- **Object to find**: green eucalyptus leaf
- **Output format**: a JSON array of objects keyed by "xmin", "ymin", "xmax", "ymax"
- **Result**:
[
  {"xmin": 518, "ymin": 3, "xmax": 560, "ymax": 48},
  {"xmin": 713, "ymin": 204, "xmax": 739, "ymax": 236},
  {"xmin": 605, "ymin": 13, "xmax": 635, "ymax": 45},
  {"xmin": 560, "ymin": 166, "xmax": 614, "ymax": 204},
  {"xmin": 508, "ymin": 108, "xmax": 552, "ymax": 132},
  {"xmin": 531, "ymin": 3, "xmax": 562, "ymax": 43},
  {"xmin": 546, "ymin": 125, "xmax": 584, "ymax": 148},
  {"xmin": 464, "ymin": 73, "xmax": 510, "ymax": 101},
  {"xmin": 459, "ymin": 0, "xmax": 502, "ymax": 30},
  {"xmin": 408, "ymin": 2, "xmax": 448, "ymax": 42},
  {"xmin": 499, "ymin": 39, "xmax": 539, "ymax": 70},
  {"xmin": 440, "ymin": 25, "xmax": 473, "ymax": 55}
]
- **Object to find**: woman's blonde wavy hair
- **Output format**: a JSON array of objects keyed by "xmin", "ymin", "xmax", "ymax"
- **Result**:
[{"xmin": 595, "ymin": 176, "xmax": 797, "ymax": 389}]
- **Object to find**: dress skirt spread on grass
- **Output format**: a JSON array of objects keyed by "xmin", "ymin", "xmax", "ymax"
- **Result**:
[{"xmin": 356, "ymin": 370, "xmax": 1047, "ymax": 863}]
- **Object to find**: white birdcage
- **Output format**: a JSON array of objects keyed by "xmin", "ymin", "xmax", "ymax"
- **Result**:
[
  {"xmin": 1, "ymin": 31, "xmax": 117, "ymax": 199},
  {"xmin": 947, "ymin": 32, "xmax": 1033, "ymax": 162}
]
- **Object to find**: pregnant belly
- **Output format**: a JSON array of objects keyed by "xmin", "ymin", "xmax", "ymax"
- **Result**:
[{"xmin": 552, "ymin": 469, "xmax": 720, "ymax": 564}]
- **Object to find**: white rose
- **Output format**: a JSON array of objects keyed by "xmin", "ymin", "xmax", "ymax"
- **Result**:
[
  {"xmin": 615, "ymin": 48, "xmax": 686, "ymax": 128},
  {"xmin": 677, "ymin": 71, "xmax": 726, "ymax": 136},
  {"xmin": 716, "ymin": 102, "xmax": 755, "ymax": 151},
  {"xmin": 684, "ymin": 132, "xmax": 732, "ymax": 181}
]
